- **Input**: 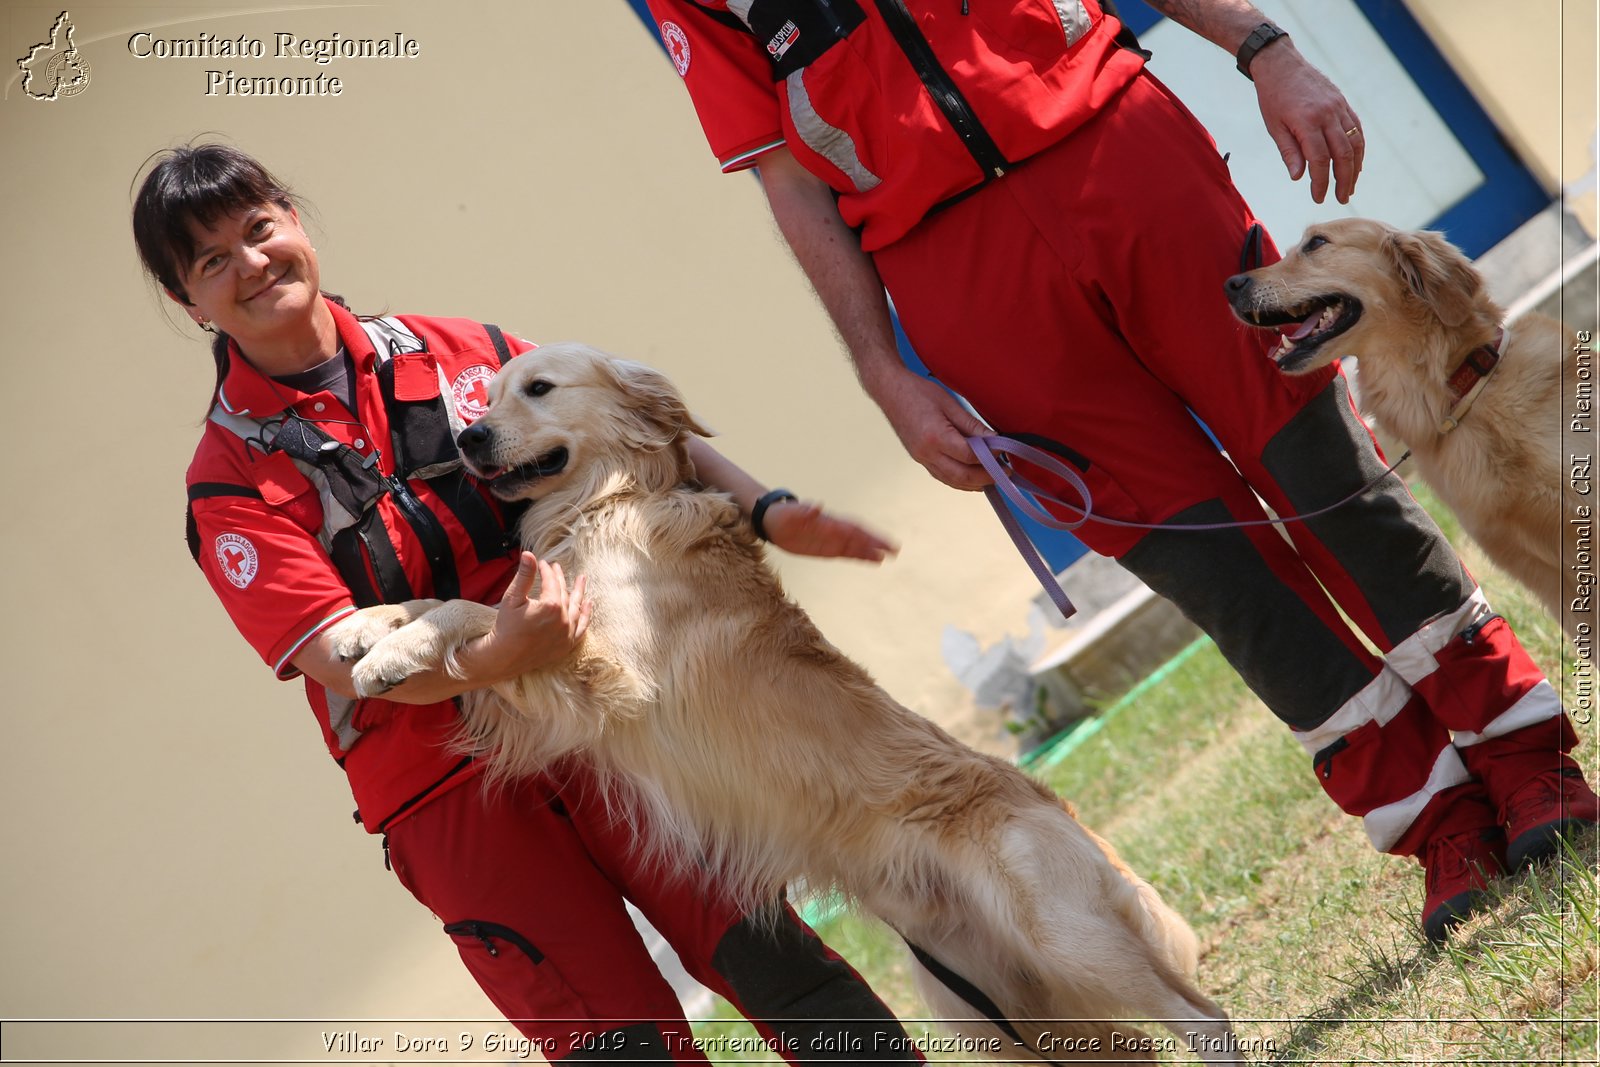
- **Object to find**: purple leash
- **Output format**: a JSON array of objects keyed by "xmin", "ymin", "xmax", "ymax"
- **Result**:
[{"xmin": 970, "ymin": 434, "xmax": 1411, "ymax": 622}]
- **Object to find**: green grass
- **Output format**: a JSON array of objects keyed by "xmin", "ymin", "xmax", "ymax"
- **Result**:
[{"xmin": 688, "ymin": 482, "xmax": 1598, "ymax": 1063}]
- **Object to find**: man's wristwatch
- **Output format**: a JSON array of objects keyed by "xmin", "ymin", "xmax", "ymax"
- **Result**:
[{"xmin": 1235, "ymin": 21, "xmax": 1289, "ymax": 81}]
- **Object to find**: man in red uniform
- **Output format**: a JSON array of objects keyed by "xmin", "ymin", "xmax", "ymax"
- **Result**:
[{"xmin": 645, "ymin": 0, "xmax": 1599, "ymax": 942}]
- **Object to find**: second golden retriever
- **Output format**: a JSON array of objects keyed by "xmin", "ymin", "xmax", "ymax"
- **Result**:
[
  {"xmin": 1226, "ymin": 218, "xmax": 1585, "ymax": 640},
  {"xmin": 326, "ymin": 343, "xmax": 1243, "ymax": 1064}
]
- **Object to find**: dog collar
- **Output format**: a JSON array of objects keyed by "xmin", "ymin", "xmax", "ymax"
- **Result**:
[{"xmin": 1439, "ymin": 327, "xmax": 1504, "ymax": 435}]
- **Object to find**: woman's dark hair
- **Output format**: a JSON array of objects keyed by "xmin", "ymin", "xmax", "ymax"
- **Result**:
[
  {"xmin": 131, "ymin": 143, "xmax": 346, "ymax": 411},
  {"xmin": 132, "ymin": 143, "xmax": 300, "ymax": 306}
]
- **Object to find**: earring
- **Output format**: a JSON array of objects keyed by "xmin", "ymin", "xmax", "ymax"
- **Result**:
[{"xmin": 196, "ymin": 317, "xmax": 216, "ymax": 335}]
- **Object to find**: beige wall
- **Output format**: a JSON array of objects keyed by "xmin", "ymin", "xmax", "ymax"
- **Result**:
[
  {"xmin": 1406, "ymin": 0, "xmax": 1599, "ymax": 233},
  {"xmin": 0, "ymin": 1, "xmax": 1592, "ymax": 1061}
]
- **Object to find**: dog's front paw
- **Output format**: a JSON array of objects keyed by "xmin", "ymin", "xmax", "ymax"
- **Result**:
[
  {"xmin": 351, "ymin": 654, "xmax": 415, "ymax": 698},
  {"xmin": 325, "ymin": 600, "xmax": 442, "ymax": 662},
  {"xmin": 349, "ymin": 624, "xmax": 452, "ymax": 698}
]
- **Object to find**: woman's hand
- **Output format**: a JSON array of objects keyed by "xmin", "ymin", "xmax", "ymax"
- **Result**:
[
  {"xmin": 761, "ymin": 500, "xmax": 897, "ymax": 563},
  {"xmin": 467, "ymin": 552, "xmax": 591, "ymax": 676},
  {"xmin": 293, "ymin": 552, "xmax": 590, "ymax": 704}
]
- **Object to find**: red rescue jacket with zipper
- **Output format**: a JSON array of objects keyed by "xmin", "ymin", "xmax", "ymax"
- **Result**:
[
  {"xmin": 185, "ymin": 297, "xmax": 533, "ymax": 831},
  {"xmin": 647, "ymin": 0, "xmax": 1145, "ymax": 249}
]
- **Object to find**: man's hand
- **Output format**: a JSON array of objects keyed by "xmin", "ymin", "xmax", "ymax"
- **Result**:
[
  {"xmin": 862, "ymin": 364, "xmax": 994, "ymax": 491},
  {"xmin": 757, "ymin": 147, "xmax": 993, "ymax": 490},
  {"xmin": 1250, "ymin": 42, "xmax": 1364, "ymax": 204},
  {"xmin": 761, "ymin": 500, "xmax": 897, "ymax": 562}
]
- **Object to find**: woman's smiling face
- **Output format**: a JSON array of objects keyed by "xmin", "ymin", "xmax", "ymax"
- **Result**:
[{"xmin": 178, "ymin": 201, "xmax": 322, "ymax": 352}]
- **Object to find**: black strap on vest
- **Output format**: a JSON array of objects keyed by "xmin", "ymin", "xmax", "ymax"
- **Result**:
[
  {"xmin": 1099, "ymin": 0, "xmax": 1152, "ymax": 59},
  {"xmin": 426, "ymin": 467, "xmax": 520, "ymax": 563},
  {"xmin": 186, "ymin": 322, "xmax": 519, "ymax": 607},
  {"xmin": 484, "ymin": 322, "xmax": 512, "ymax": 366},
  {"xmin": 186, "ymin": 482, "xmax": 262, "ymax": 560},
  {"xmin": 266, "ymin": 412, "xmax": 419, "ymax": 604},
  {"xmin": 374, "ymin": 357, "xmax": 462, "ymax": 602}
]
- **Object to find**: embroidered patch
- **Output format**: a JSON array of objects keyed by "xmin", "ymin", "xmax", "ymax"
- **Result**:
[
  {"xmin": 767, "ymin": 20, "xmax": 800, "ymax": 59},
  {"xmin": 662, "ymin": 20, "xmax": 691, "ymax": 76},
  {"xmin": 451, "ymin": 365, "xmax": 496, "ymax": 422},
  {"xmin": 215, "ymin": 533, "xmax": 260, "ymax": 589}
]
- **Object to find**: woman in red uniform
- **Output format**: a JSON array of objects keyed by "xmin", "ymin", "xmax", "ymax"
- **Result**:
[{"xmin": 135, "ymin": 143, "xmax": 919, "ymax": 1064}]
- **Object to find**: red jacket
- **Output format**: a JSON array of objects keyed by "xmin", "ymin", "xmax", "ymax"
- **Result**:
[
  {"xmin": 186, "ymin": 298, "xmax": 533, "ymax": 830},
  {"xmin": 648, "ymin": 0, "xmax": 1145, "ymax": 250}
]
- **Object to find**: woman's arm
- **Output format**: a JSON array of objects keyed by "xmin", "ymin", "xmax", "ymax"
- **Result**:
[{"xmin": 686, "ymin": 436, "xmax": 896, "ymax": 562}]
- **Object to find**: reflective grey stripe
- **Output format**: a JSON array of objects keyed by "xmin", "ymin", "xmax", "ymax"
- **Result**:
[
  {"xmin": 725, "ymin": 0, "xmax": 755, "ymax": 26},
  {"xmin": 364, "ymin": 316, "xmax": 465, "ymax": 480},
  {"xmin": 207, "ymin": 318, "xmax": 437, "ymax": 551},
  {"xmin": 786, "ymin": 70, "xmax": 880, "ymax": 192},
  {"xmin": 1362, "ymin": 746, "xmax": 1472, "ymax": 852},
  {"xmin": 208, "ymin": 406, "xmax": 364, "ymax": 553},
  {"xmin": 1052, "ymin": 0, "xmax": 1092, "ymax": 46},
  {"xmin": 274, "ymin": 605, "xmax": 358, "ymax": 678},
  {"xmin": 1452, "ymin": 681, "xmax": 1563, "ymax": 747},
  {"xmin": 359, "ymin": 315, "xmax": 425, "ymax": 358},
  {"xmin": 324, "ymin": 690, "xmax": 363, "ymax": 752}
]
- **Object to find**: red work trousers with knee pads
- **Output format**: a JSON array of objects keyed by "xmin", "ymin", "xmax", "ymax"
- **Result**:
[
  {"xmin": 871, "ymin": 71, "xmax": 1573, "ymax": 857},
  {"xmin": 385, "ymin": 764, "xmax": 922, "ymax": 1063}
]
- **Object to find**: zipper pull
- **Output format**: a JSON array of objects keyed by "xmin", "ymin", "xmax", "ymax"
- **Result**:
[
  {"xmin": 1460, "ymin": 613, "xmax": 1502, "ymax": 645},
  {"xmin": 469, "ymin": 924, "xmax": 500, "ymax": 957},
  {"xmin": 961, "ymin": 1, "xmax": 969, "ymax": 13},
  {"xmin": 1312, "ymin": 736, "xmax": 1349, "ymax": 781}
]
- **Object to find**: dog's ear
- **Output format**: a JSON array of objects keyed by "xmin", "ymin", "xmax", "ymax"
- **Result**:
[
  {"xmin": 604, "ymin": 358, "xmax": 716, "ymax": 447},
  {"xmin": 1382, "ymin": 229, "xmax": 1482, "ymax": 328}
]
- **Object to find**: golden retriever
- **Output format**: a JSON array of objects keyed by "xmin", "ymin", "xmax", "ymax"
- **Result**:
[
  {"xmin": 1226, "ymin": 218, "xmax": 1584, "ymax": 640},
  {"xmin": 324, "ymin": 343, "xmax": 1243, "ymax": 1064}
]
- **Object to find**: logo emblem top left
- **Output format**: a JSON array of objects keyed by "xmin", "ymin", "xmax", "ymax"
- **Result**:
[{"xmin": 17, "ymin": 11, "xmax": 92, "ymax": 101}]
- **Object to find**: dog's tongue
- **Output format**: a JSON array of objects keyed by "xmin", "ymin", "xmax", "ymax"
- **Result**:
[{"xmin": 1286, "ymin": 308, "xmax": 1324, "ymax": 340}]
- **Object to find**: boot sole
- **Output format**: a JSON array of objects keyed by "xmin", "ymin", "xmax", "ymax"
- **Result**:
[
  {"xmin": 1506, "ymin": 816, "xmax": 1598, "ymax": 869},
  {"xmin": 1423, "ymin": 888, "xmax": 1490, "ymax": 944}
]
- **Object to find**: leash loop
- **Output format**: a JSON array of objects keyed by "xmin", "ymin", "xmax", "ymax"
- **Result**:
[{"xmin": 970, "ymin": 434, "xmax": 1413, "ymax": 624}]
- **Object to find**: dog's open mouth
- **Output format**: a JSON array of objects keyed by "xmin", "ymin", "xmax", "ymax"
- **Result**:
[
  {"xmin": 469, "ymin": 447, "xmax": 570, "ymax": 497},
  {"xmin": 1243, "ymin": 295, "xmax": 1363, "ymax": 372}
]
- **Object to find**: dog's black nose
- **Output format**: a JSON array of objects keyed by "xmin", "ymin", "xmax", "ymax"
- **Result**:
[
  {"xmin": 1224, "ymin": 273, "xmax": 1254, "ymax": 298},
  {"xmin": 457, "ymin": 422, "xmax": 492, "ymax": 454}
]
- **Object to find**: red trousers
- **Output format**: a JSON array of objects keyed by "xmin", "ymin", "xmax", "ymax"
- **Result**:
[
  {"xmin": 386, "ymin": 765, "xmax": 921, "ymax": 1063},
  {"xmin": 872, "ymin": 71, "xmax": 1573, "ymax": 855}
]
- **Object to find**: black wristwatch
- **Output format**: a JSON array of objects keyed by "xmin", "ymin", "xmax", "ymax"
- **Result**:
[
  {"xmin": 751, "ymin": 488, "xmax": 798, "ymax": 542},
  {"xmin": 1235, "ymin": 21, "xmax": 1289, "ymax": 80}
]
